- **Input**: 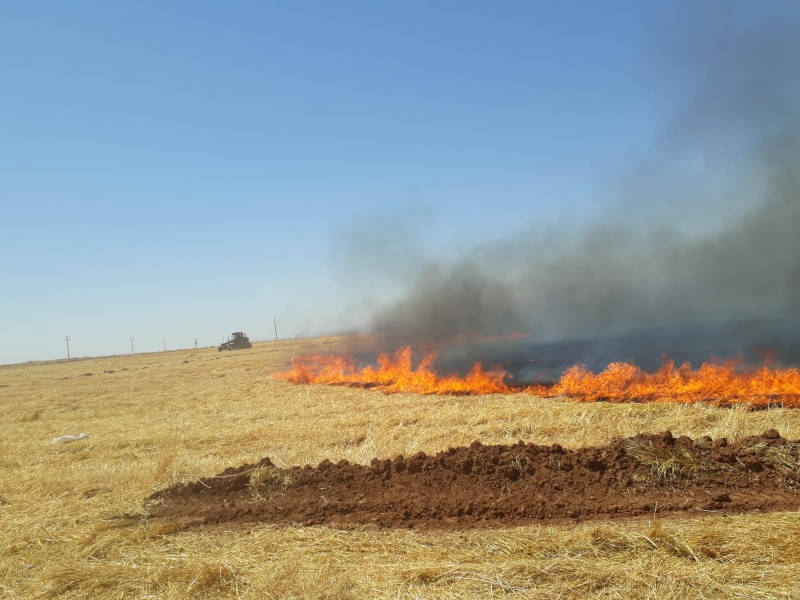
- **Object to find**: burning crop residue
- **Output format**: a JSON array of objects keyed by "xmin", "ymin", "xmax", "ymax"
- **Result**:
[
  {"xmin": 275, "ymin": 347, "xmax": 800, "ymax": 407},
  {"xmin": 548, "ymin": 360, "xmax": 800, "ymax": 406},
  {"xmin": 278, "ymin": 347, "xmax": 511, "ymax": 395}
]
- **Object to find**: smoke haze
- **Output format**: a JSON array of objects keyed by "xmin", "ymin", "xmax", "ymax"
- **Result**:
[{"xmin": 347, "ymin": 5, "xmax": 800, "ymax": 356}]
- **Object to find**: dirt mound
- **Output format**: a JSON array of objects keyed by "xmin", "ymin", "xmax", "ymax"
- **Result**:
[{"xmin": 148, "ymin": 431, "xmax": 800, "ymax": 530}]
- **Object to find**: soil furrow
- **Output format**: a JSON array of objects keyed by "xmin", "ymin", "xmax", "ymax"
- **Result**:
[{"xmin": 147, "ymin": 430, "xmax": 800, "ymax": 530}]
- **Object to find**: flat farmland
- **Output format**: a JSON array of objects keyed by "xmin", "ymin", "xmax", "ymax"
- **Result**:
[{"xmin": 2, "ymin": 337, "xmax": 800, "ymax": 599}]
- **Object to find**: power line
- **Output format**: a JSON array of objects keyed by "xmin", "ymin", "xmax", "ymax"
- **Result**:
[
  {"xmin": 194, "ymin": 338, "xmax": 198, "ymax": 349},
  {"xmin": 63, "ymin": 336, "xmax": 71, "ymax": 359}
]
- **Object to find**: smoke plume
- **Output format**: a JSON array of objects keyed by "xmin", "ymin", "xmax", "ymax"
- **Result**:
[{"xmin": 362, "ymin": 6, "xmax": 800, "ymax": 352}]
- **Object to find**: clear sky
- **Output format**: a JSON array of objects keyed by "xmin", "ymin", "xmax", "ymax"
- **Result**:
[{"xmin": 0, "ymin": 1, "xmax": 755, "ymax": 363}]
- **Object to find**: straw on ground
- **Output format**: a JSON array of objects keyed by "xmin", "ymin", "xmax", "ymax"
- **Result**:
[{"xmin": 2, "ymin": 336, "xmax": 800, "ymax": 598}]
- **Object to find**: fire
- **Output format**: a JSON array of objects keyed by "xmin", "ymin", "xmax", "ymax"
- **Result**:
[
  {"xmin": 275, "ymin": 347, "xmax": 800, "ymax": 408},
  {"xmin": 280, "ymin": 347, "xmax": 511, "ymax": 395},
  {"xmin": 532, "ymin": 360, "xmax": 800, "ymax": 406}
]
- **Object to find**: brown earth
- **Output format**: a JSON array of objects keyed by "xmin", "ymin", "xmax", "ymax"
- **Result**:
[{"xmin": 147, "ymin": 430, "xmax": 800, "ymax": 530}]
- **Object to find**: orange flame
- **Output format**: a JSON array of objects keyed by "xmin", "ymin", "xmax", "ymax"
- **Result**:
[
  {"xmin": 275, "ymin": 347, "xmax": 800, "ymax": 408},
  {"xmin": 280, "ymin": 347, "xmax": 511, "ymax": 395}
]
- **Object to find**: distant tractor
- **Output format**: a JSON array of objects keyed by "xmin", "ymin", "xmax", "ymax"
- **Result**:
[{"xmin": 218, "ymin": 332, "xmax": 252, "ymax": 352}]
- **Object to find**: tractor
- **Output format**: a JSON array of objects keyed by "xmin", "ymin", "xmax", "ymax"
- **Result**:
[{"xmin": 218, "ymin": 331, "xmax": 252, "ymax": 351}]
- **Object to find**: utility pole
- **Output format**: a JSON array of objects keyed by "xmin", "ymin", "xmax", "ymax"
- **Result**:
[
  {"xmin": 163, "ymin": 338, "xmax": 167, "ymax": 352},
  {"xmin": 130, "ymin": 337, "xmax": 134, "ymax": 354},
  {"xmin": 274, "ymin": 317, "xmax": 278, "ymax": 341},
  {"xmin": 63, "ymin": 336, "xmax": 71, "ymax": 359},
  {"xmin": 194, "ymin": 338, "xmax": 198, "ymax": 349}
]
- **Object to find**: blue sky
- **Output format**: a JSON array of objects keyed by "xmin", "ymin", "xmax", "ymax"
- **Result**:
[{"xmin": 0, "ymin": 1, "xmax": 726, "ymax": 362}]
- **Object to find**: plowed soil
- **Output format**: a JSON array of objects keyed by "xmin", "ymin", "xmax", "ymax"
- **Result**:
[{"xmin": 148, "ymin": 431, "xmax": 800, "ymax": 530}]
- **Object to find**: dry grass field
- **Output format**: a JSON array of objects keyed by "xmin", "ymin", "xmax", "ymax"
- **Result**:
[{"xmin": 2, "ymin": 336, "xmax": 800, "ymax": 599}]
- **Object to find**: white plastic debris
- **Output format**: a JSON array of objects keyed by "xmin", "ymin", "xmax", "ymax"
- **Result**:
[{"xmin": 52, "ymin": 433, "xmax": 89, "ymax": 445}]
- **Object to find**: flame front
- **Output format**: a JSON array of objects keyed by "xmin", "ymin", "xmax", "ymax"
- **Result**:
[
  {"xmin": 275, "ymin": 347, "xmax": 800, "ymax": 407},
  {"xmin": 279, "ymin": 347, "xmax": 511, "ymax": 395},
  {"xmin": 538, "ymin": 360, "xmax": 800, "ymax": 406}
]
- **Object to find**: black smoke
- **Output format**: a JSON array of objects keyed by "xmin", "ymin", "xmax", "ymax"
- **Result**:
[{"xmin": 339, "ymin": 4, "xmax": 800, "ymax": 374}]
